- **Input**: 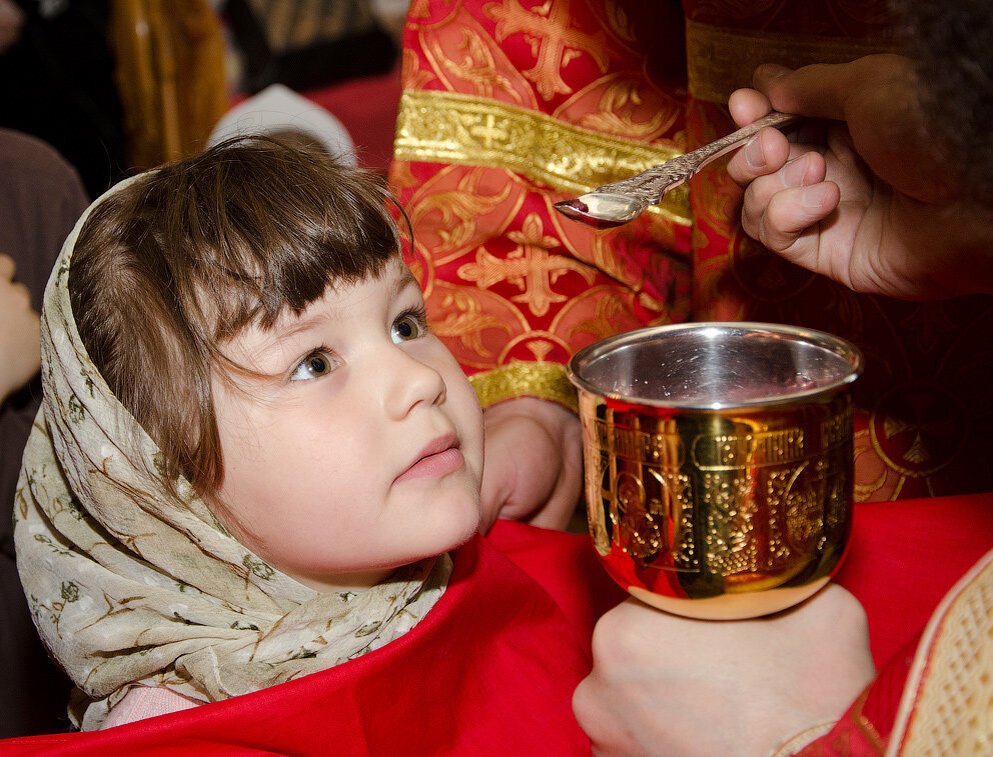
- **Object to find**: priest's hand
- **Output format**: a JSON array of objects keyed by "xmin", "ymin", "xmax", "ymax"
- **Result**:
[
  {"xmin": 573, "ymin": 586, "xmax": 875, "ymax": 756},
  {"xmin": 725, "ymin": 54, "xmax": 993, "ymax": 299},
  {"xmin": 479, "ymin": 397, "xmax": 582, "ymax": 532},
  {"xmin": 0, "ymin": 254, "xmax": 41, "ymax": 403}
]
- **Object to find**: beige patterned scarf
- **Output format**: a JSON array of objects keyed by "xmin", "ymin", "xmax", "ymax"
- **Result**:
[{"xmin": 13, "ymin": 178, "xmax": 451, "ymax": 730}]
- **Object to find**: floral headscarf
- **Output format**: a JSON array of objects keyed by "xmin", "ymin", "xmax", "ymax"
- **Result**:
[{"xmin": 13, "ymin": 177, "xmax": 451, "ymax": 730}]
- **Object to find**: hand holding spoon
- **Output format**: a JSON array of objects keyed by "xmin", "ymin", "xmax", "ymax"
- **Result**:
[{"xmin": 554, "ymin": 111, "xmax": 798, "ymax": 228}]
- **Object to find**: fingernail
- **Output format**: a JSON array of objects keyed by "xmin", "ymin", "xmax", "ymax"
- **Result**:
[{"xmin": 743, "ymin": 135, "xmax": 766, "ymax": 170}]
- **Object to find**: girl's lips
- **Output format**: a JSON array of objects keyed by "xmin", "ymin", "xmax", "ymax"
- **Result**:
[{"xmin": 395, "ymin": 436, "xmax": 464, "ymax": 483}]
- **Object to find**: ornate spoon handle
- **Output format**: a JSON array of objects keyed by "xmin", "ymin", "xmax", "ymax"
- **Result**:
[
  {"xmin": 602, "ymin": 110, "xmax": 799, "ymax": 203},
  {"xmin": 555, "ymin": 111, "xmax": 798, "ymax": 227}
]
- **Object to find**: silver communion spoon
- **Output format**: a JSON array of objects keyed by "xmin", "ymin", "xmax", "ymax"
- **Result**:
[{"xmin": 554, "ymin": 110, "xmax": 799, "ymax": 228}]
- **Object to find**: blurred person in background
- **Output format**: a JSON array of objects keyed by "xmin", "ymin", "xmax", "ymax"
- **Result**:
[
  {"xmin": 0, "ymin": 0, "xmax": 126, "ymax": 197},
  {"xmin": 0, "ymin": 128, "xmax": 88, "ymax": 736}
]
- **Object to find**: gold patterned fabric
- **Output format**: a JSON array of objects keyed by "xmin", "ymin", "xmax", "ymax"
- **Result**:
[
  {"xmin": 391, "ymin": 0, "xmax": 993, "ymax": 501},
  {"xmin": 13, "ymin": 177, "xmax": 450, "ymax": 730},
  {"xmin": 470, "ymin": 361, "xmax": 578, "ymax": 412},
  {"xmin": 395, "ymin": 89, "xmax": 690, "ymax": 225},
  {"xmin": 110, "ymin": 0, "xmax": 228, "ymax": 169},
  {"xmin": 391, "ymin": 0, "xmax": 694, "ymax": 414}
]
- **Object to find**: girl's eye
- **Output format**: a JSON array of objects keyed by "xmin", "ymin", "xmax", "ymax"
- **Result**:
[
  {"xmin": 290, "ymin": 351, "xmax": 338, "ymax": 381},
  {"xmin": 391, "ymin": 311, "xmax": 427, "ymax": 343}
]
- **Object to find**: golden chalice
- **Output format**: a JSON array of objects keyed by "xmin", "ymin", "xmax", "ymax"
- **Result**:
[{"xmin": 568, "ymin": 323, "xmax": 863, "ymax": 620}]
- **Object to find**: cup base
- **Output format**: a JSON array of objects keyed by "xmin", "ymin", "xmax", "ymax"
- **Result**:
[{"xmin": 628, "ymin": 577, "xmax": 831, "ymax": 620}]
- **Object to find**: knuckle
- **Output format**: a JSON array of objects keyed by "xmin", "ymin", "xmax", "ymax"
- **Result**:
[
  {"xmin": 589, "ymin": 614, "xmax": 618, "ymax": 663},
  {"xmin": 590, "ymin": 612, "xmax": 632, "ymax": 667},
  {"xmin": 756, "ymin": 214, "xmax": 791, "ymax": 253}
]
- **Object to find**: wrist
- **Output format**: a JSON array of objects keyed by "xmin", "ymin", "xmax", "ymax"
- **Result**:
[{"xmin": 481, "ymin": 397, "xmax": 584, "ymax": 531}]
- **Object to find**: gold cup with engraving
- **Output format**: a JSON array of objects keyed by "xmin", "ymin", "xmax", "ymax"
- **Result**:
[{"xmin": 567, "ymin": 323, "xmax": 863, "ymax": 619}]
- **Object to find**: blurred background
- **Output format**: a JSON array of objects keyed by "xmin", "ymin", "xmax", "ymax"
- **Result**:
[{"xmin": 0, "ymin": 0, "xmax": 409, "ymax": 197}]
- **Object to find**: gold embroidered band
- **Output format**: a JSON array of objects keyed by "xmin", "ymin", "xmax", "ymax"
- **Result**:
[
  {"xmin": 470, "ymin": 361, "xmax": 578, "ymax": 414},
  {"xmin": 686, "ymin": 19, "xmax": 894, "ymax": 104},
  {"xmin": 395, "ymin": 89, "xmax": 691, "ymax": 226}
]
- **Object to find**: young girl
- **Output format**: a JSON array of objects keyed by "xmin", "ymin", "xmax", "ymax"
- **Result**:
[{"xmin": 9, "ymin": 138, "xmax": 622, "ymax": 753}]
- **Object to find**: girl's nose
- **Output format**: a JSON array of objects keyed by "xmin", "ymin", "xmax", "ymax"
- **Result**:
[{"xmin": 382, "ymin": 346, "xmax": 447, "ymax": 419}]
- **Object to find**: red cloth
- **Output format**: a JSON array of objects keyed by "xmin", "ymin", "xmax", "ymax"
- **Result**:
[
  {"xmin": 804, "ymin": 492, "xmax": 993, "ymax": 754},
  {"xmin": 4, "ymin": 496, "xmax": 990, "ymax": 754},
  {"xmin": 835, "ymin": 493, "xmax": 993, "ymax": 668},
  {"xmin": 304, "ymin": 63, "xmax": 402, "ymax": 173},
  {"xmin": 0, "ymin": 521, "xmax": 623, "ymax": 756}
]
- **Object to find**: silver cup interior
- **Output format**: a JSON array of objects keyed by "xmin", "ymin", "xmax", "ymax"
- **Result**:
[{"xmin": 569, "ymin": 322, "xmax": 863, "ymax": 409}]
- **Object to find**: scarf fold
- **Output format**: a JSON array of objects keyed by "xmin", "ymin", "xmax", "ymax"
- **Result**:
[{"xmin": 13, "ymin": 176, "xmax": 451, "ymax": 731}]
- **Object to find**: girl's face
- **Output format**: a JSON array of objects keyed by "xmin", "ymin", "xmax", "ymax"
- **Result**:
[{"xmin": 208, "ymin": 257, "xmax": 484, "ymax": 592}]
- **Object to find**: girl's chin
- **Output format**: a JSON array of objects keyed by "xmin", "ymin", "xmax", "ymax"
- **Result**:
[
  {"xmin": 437, "ymin": 506, "xmax": 484, "ymax": 553},
  {"xmin": 434, "ymin": 510, "xmax": 483, "ymax": 551}
]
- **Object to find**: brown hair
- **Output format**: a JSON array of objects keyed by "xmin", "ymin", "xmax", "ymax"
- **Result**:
[{"xmin": 69, "ymin": 136, "xmax": 402, "ymax": 495}]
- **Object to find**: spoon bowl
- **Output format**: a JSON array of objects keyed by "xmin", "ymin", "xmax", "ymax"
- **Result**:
[{"xmin": 553, "ymin": 192, "xmax": 645, "ymax": 228}]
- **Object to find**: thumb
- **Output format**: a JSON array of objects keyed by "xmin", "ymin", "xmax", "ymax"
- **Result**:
[
  {"xmin": 0, "ymin": 253, "xmax": 15, "ymax": 281},
  {"xmin": 753, "ymin": 61, "xmax": 856, "ymax": 121}
]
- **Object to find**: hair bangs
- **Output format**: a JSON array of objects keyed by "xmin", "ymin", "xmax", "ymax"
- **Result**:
[
  {"xmin": 154, "ymin": 137, "xmax": 402, "ymax": 340},
  {"xmin": 70, "ymin": 136, "xmax": 406, "ymax": 496}
]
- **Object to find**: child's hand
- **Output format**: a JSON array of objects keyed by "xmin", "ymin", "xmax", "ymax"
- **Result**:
[
  {"xmin": 0, "ymin": 253, "xmax": 41, "ymax": 402},
  {"xmin": 479, "ymin": 397, "xmax": 582, "ymax": 531}
]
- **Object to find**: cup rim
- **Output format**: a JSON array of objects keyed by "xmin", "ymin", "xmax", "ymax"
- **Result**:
[{"xmin": 566, "ymin": 321, "xmax": 864, "ymax": 410}]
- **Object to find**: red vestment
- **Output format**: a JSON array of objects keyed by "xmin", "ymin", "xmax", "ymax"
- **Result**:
[
  {"xmin": 804, "ymin": 493, "xmax": 993, "ymax": 753},
  {"xmin": 390, "ymin": 0, "xmax": 993, "ymax": 501}
]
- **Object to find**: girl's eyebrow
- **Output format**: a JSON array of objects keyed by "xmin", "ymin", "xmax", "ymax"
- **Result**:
[
  {"xmin": 392, "ymin": 266, "xmax": 419, "ymax": 298},
  {"xmin": 270, "ymin": 312, "xmax": 326, "ymax": 342}
]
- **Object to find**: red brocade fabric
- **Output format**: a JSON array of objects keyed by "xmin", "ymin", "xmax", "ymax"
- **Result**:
[
  {"xmin": 391, "ymin": 0, "xmax": 694, "ymax": 376},
  {"xmin": 803, "ymin": 492, "xmax": 993, "ymax": 754},
  {"xmin": 391, "ymin": 0, "xmax": 993, "ymax": 501}
]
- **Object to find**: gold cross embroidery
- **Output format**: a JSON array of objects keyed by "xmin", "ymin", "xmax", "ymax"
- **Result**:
[
  {"xmin": 485, "ymin": 0, "xmax": 608, "ymax": 100},
  {"xmin": 470, "ymin": 113, "xmax": 507, "ymax": 149},
  {"xmin": 458, "ymin": 212, "xmax": 595, "ymax": 317}
]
